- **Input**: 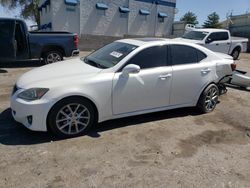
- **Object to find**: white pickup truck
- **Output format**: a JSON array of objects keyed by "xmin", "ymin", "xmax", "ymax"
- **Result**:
[{"xmin": 177, "ymin": 29, "xmax": 248, "ymax": 60}]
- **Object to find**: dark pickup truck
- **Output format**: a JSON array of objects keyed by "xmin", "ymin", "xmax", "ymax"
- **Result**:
[{"xmin": 0, "ymin": 18, "xmax": 79, "ymax": 64}]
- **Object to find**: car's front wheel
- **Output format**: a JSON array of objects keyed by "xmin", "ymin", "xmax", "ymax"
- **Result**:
[
  {"xmin": 47, "ymin": 97, "xmax": 96, "ymax": 138},
  {"xmin": 197, "ymin": 84, "xmax": 219, "ymax": 113}
]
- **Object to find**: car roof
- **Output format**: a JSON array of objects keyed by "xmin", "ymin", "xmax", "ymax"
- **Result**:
[
  {"xmin": 118, "ymin": 38, "xmax": 206, "ymax": 47},
  {"xmin": 193, "ymin": 28, "xmax": 229, "ymax": 33},
  {"xmin": 117, "ymin": 38, "xmax": 170, "ymax": 46}
]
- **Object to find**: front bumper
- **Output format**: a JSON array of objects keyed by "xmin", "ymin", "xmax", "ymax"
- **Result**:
[{"xmin": 10, "ymin": 95, "xmax": 52, "ymax": 132}]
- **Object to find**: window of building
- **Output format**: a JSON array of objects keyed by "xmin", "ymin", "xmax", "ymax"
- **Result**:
[
  {"xmin": 139, "ymin": 9, "xmax": 150, "ymax": 21},
  {"xmin": 158, "ymin": 12, "xmax": 167, "ymax": 23},
  {"xmin": 124, "ymin": 46, "xmax": 168, "ymax": 69},
  {"xmin": 96, "ymin": 3, "xmax": 108, "ymax": 16},
  {"xmin": 170, "ymin": 45, "xmax": 207, "ymax": 65},
  {"xmin": 119, "ymin": 6, "xmax": 130, "ymax": 18}
]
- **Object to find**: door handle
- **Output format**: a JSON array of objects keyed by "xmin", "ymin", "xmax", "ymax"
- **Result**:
[
  {"xmin": 201, "ymin": 68, "xmax": 211, "ymax": 74},
  {"xmin": 216, "ymin": 43, "xmax": 219, "ymax": 46},
  {"xmin": 159, "ymin": 74, "xmax": 172, "ymax": 80}
]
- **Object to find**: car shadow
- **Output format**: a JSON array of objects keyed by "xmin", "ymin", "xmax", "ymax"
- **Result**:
[
  {"xmin": 0, "ymin": 107, "xmax": 201, "ymax": 145},
  {"xmin": 0, "ymin": 108, "xmax": 57, "ymax": 145},
  {"xmin": 0, "ymin": 60, "xmax": 43, "ymax": 68},
  {"xmin": 88, "ymin": 107, "xmax": 201, "ymax": 138},
  {"xmin": 0, "ymin": 69, "xmax": 8, "ymax": 73}
]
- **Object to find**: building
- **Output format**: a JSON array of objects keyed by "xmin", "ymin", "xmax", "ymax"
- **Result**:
[
  {"xmin": 39, "ymin": 0, "xmax": 176, "ymax": 38},
  {"xmin": 172, "ymin": 21, "xmax": 185, "ymax": 37},
  {"xmin": 222, "ymin": 13, "xmax": 250, "ymax": 52}
]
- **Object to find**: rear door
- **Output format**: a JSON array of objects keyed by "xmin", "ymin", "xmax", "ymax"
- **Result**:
[
  {"xmin": 205, "ymin": 32, "xmax": 231, "ymax": 54},
  {"xmin": 0, "ymin": 20, "xmax": 16, "ymax": 60},
  {"xmin": 169, "ymin": 44, "xmax": 214, "ymax": 106}
]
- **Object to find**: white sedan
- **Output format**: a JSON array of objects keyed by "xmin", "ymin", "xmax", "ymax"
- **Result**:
[{"xmin": 11, "ymin": 38, "xmax": 235, "ymax": 137}]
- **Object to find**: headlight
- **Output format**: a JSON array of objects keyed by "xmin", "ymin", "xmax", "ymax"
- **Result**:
[{"xmin": 17, "ymin": 88, "xmax": 49, "ymax": 101}]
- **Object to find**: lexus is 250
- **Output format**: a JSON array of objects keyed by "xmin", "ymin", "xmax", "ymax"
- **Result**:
[{"xmin": 11, "ymin": 38, "xmax": 235, "ymax": 137}]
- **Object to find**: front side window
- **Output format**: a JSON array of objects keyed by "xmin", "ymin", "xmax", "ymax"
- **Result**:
[
  {"xmin": 82, "ymin": 42, "xmax": 138, "ymax": 69},
  {"xmin": 170, "ymin": 45, "xmax": 207, "ymax": 65},
  {"xmin": 125, "ymin": 45, "xmax": 167, "ymax": 69},
  {"xmin": 208, "ymin": 32, "xmax": 229, "ymax": 42},
  {"xmin": 0, "ymin": 20, "xmax": 14, "ymax": 38}
]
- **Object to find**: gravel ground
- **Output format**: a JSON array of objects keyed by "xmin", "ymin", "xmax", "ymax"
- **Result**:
[{"xmin": 0, "ymin": 53, "xmax": 250, "ymax": 188}]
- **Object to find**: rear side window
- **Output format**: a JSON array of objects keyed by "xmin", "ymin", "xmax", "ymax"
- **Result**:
[
  {"xmin": 170, "ymin": 45, "xmax": 207, "ymax": 65},
  {"xmin": 126, "ymin": 45, "xmax": 167, "ymax": 69},
  {"xmin": 208, "ymin": 32, "xmax": 229, "ymax": 41}
]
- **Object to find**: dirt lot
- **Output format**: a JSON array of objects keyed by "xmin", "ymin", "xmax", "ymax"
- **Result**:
[{"xmin": 0, "ymin": 53, "xmax": 250, "ymax": 188}]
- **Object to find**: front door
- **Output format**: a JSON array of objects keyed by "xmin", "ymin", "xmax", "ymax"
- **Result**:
[
  {"xmin": 0, "ymin": 20, "xmax": 16, "ymax": 61},
  {"xmin": 205, "ymin": 32, "xmax": 231, "ymax": 54},
  {"xmin": 112, "ymin": 45, "xmax": 172, "ymax": 115}
]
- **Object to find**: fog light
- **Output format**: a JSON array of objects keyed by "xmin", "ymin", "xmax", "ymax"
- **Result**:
[{"xmin": 27, "ymin": 115, "xmax": 33, "ymax": 125}]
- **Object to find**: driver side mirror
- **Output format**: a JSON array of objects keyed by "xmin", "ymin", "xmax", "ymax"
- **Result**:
[
  {"xmin": 122, "ymin": 64, "xmax": 140, "ymax": 75},
  {"xmin": 205, "ymin": 37, "xmax": 212, "ymax": 44}
]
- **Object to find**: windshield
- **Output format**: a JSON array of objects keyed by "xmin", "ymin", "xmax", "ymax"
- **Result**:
[
  {"xmin": 82, "ymin": 42, "xmax": 138, "ymax": 69},
  {"xmin": 182, "ymin": 31, "xmax": 208, "ymax": 40}
]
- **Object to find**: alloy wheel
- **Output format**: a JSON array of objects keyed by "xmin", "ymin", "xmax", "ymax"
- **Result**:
[
  {"xmin": 204, "ymin": 87, "xmax": 218, "ymax": 111},
  {"xmin": 46, "ymin": 53, "xmax": 62, "ymax": 64},
  {"xmin": 232, "ymin": 50, "xmax": 239, "ymax": 60},
  {"xmin": 55, "ymin": 103, "xmax": 90, "ymax": 135}
]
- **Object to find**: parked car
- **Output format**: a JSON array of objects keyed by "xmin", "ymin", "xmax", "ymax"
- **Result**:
[
  {"xmin": 11, "ymin": 38, "xmax": 235, "ymax": 137},
  {"xmin": 176, "ymin": 28, "xmax": 248, "ymax": 60},
  {"xmin": 0, "ymin": 18, "xmax": 79, "ymax": 64},
  {"xmin": 229, "ymin": 70, "xmax": 250, "ymax": 89}
]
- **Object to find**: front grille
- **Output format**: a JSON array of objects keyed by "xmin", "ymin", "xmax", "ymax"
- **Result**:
[{"xmin": 12, "ymin": 84, "xmax": 18, "ymax": 95}]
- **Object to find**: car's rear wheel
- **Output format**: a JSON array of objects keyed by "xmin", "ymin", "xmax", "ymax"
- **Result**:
[
  {"xmin": 197, "ymin": 84, "xmax": 219, "ymax": 113},
  {"xmin": 43, "ymin": 50, "xmax": 63, "ymax": 64},
  {"xmin": 47, "ymin": 97, "xmax": 96, "ymax": 138}
]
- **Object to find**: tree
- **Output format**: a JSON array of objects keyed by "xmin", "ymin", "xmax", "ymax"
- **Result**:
[
  {"xmin": 180, "ymin": 11, "xmax": 199, "ymax": 25},
  {"xmin": 0, "ymin": 0, "xmax": 40, "ymax": 25},
  {"xmin": 203, "ymin": 12, "xmax": 222, "ymax": 28}
]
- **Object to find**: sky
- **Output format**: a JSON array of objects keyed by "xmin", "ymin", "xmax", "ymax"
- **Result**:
[
  {"xmin": 0, "ymin": 0, "xmax": 250, "ymax": 27},
  {"xmin": 175, "ymin": 0, "xmax": 250, "ymax": 26},
  {"xmin": 0, "ymin": 5, "xmax": 34, "ymax": 26}
]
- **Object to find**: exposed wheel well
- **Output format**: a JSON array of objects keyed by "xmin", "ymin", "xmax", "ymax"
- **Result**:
[
  {"xmin": 196, "ymin": 82, "xmax": 216, "ymax": 105},
  {"xmin": 46, "ymin": 96, "xmax": 99, "ymax": 131},
  {"xmin": 41, "ymin": 45, "xmax": 65, "ymax": 58}
]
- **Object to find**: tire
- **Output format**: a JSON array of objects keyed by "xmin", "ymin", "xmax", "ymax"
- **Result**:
[
  {"xmin": 231, "ymin": 48, "xmax": 240, "ymax": 60},
  {"xmin": 197, "ymin": 84, "xmax": 219, "ymax": 113},
  {"xmin": 43, "ymin": 50, "xmax": 63, "ymax": 64},
  {"xmin": 47, "ymin": 97, "xmax": 96, "ymax": 138}
]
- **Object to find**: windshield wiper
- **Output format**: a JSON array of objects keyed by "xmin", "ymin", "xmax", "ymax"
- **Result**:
[{"xmin": 84, "ymin": 58, "xmax": 106, "ymax": 69}]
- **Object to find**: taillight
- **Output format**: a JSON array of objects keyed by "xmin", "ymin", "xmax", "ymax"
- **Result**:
[
  {"xmin": 231, "ymin": 63, "xmax": 236, "ymax": 71},
  {"xmin": 73, "ymin": 34, "xmax": 79, "ymax": 48}
]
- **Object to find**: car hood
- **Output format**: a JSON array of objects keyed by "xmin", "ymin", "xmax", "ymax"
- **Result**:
[
  {"xmin": 175, "ymin": 37, "xmax": 203, "ymax": 44},
  {"xmin": 16, "ymin": 58, "xmax": 102, "ymax": 88}
]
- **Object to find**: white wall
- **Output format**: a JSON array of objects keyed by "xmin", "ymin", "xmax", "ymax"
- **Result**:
[
  {"xmin": 40, "ymin": 0, "xmax": 176, "ymax": 37},
  {"xmin": 80, "ymin": 0, "xmax": 129, "ymax": 36},
  {"xmin": 39, "ymin": 0, "xmax": 52, "ymax": 28},
  {"xmin": 51, "ymin": 0, "xmax": 80, "ymax": 34}
]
